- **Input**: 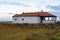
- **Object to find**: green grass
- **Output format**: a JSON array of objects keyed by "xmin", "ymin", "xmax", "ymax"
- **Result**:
[{"xmin": 0, "ymin": 23, "xmax": 60, "ymax": 40}]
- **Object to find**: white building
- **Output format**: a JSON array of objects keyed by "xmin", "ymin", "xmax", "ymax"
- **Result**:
[{"xmin": 12, "ymin": 12, "xmax": 57, "ymax": 24}]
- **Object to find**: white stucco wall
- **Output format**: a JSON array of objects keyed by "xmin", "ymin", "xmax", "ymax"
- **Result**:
[
  {"xmin": 13, "ymin": 17, "xmax": 40, "ymax": 24},
  {"xmin": 42, "ymin": 20, "xmax": 55, "ymax": 23}
]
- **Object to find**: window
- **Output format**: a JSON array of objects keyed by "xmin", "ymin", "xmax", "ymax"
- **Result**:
[
  {"xmin": 49, "ymin": 17, "xmax": 51, "ymax": 20},
  {"xmin": 15, "ymin": 18, "xmax": 17, "ymax": 20},
  {"xmin": 45, "ymin": 17, "xmax": 48, "ymax": 20},
  {"xmin": 22, "ymin": 19, "xmax": 24, "ymax": 20}
]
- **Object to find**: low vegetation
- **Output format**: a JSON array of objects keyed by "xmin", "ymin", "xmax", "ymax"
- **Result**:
[{"xmin": 0, "ymin": 22, "xmax": 60, "ymax": 40}]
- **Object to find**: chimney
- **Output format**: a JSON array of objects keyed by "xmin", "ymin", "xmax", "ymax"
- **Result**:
[
  {"xmin": 22, "ymin": 12, "xmax": 24, "ymax": 14},
  {"xmin": 41, "ymin": 9, "xmax": 43, "ymax": 12}
]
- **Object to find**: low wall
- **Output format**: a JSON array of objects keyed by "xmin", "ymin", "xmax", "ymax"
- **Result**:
[{"xmin": 42, "ymin": 20, "xmax": 54, "ymax": 23}]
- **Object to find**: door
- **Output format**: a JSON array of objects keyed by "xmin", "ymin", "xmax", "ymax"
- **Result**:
[{"xmin": 40, "ymin": 17, "xmax": 45, "ymax": 23}]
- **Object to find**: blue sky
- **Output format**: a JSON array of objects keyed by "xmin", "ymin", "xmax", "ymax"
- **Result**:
[{"xmin": 0, "ymin": 0, "xmax": 60, "ymax": 21}]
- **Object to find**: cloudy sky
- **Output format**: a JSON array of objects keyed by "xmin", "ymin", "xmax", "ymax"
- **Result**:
[{"xmin": 0, "ymin": 0, "xmax": 60, "ymax": 21}]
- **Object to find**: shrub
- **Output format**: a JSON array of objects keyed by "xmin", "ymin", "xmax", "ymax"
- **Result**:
[{"xmin": 25, "ymin": 33, "xmax": 41, "ymax": 40}]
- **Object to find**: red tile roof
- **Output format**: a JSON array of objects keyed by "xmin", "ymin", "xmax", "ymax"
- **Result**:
[
  {"xmin": 39, "ymin": 12, "xmax": 56, "ymax": 17},
  {"xmin": 13, "ymin": 12, "xmax": 56, "ymax": 17}
]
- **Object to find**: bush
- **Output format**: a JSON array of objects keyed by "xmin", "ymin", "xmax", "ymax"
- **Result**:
[
  {"xmin": 51, "ymin": 38, "xmax": 60, "ymax": 40},
  {"xmin": 25, "ymin": 33, "xmax": 48, "ymax": 40},
  {"xmin": 25, "ymin": 33, "xmax": 41, "ymax": 40}
]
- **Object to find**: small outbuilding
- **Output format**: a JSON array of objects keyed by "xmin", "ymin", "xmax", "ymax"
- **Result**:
[{"xmin": 12, "ymin": 12, "xmax": 57, "ymax": 24}]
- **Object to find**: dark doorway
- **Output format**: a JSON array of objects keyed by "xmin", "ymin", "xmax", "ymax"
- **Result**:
[{"xmin": 40, "ymin": 17, "xmax": 45, "ymax": 23}]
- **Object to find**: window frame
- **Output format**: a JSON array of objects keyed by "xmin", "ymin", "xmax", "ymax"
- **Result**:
[{"xmin": 22, "ymin": 18, "xmax": 24, "ymax": 21}]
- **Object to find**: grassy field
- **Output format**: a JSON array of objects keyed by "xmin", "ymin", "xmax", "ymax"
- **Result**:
[{"xmin": 0, "ymin": 23, "xmax": 60, "ymax": 40}]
